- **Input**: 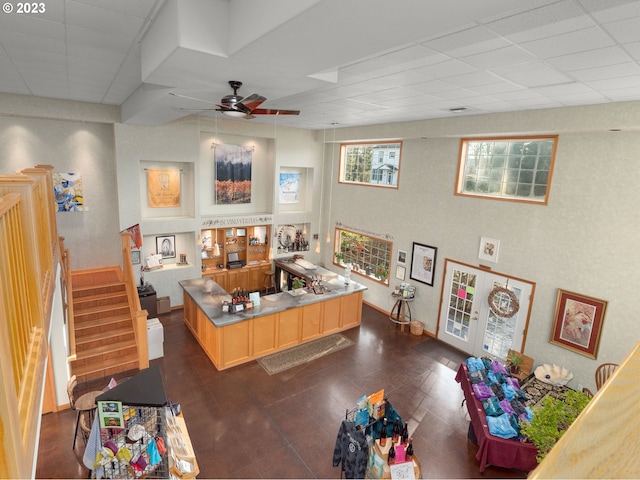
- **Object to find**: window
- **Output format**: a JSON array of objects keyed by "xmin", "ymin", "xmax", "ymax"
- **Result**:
[
  {"xmin": 339, "ymin": 142, "xmax": 402, "ymax": 188},
  {"xmin": 456, "ymin": 136, "xmax": 558, "ymax": 204},
  {"xmin": 334, "ymin": 228, "xmax": 391, "ymax": 285}
]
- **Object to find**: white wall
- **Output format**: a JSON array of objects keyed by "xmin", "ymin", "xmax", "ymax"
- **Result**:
[
  {"xmin": 317, "ymin": 102, "xmax": 640, "ymax": 392},
  {"xmin": 3, "ymin": 93, "xmax": 640, "ymax": 392},
  {"xmin": 0, "ymin": 113, "xmax": 120, "ymax": 270}
]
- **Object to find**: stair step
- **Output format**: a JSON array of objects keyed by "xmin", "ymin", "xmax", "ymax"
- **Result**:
[
  {"xmin": 73, "ymin": 282, "xmax": 127, "ymax": 299},
  {"xmin": 74, "ymin": 338, "xmax": 137, "ymax": 361},
  {"xmin": 73, "ymin": 290, "xmax": 128, "ymax": 308},
  {"xmin": 75, "ymin": 313, "xmax": 132, "ymax": 334},
  {"xmin": 76, "ymin": 326, "xmax": 135, "ymax": 346},
  {"xmin": 74, "ymin": 301, "xmax": 130, "ymax": 318},
  {"xmin": 72, "ymin": 352, "xmax": 140, "ymax": 384}
]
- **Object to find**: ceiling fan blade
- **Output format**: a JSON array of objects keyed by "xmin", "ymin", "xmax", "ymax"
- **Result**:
[
  {"xmin": 237, "ymin": 93, "xmax": 266, "ymax": 112},
  {"xmin": 251, "ymin": 108, "xmax": 300, "ymax": 116},
  {"xmin": 169, "ymin": 92, "xmax": 212, "ymax": 103}
]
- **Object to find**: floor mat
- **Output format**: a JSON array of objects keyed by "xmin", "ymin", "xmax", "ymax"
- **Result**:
[{"xmin": 257, "ymin": 333, "xmax": 355, "ymax": 375}]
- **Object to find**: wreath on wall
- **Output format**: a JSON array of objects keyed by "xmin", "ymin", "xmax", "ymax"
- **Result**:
[{"xmin": 487, "ymin": 285, "xmax": 520, "ymax": 318}]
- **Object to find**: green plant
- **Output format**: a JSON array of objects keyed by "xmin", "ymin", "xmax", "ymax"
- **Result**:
[
  {"xmin": 519, "ymin": 389, "xmax": 591, "ymax": 462},
  {"xmin": 292, "ymin": 277, "xmax": 304, "ymax": 289},
  {"xmin": 375, "ymin": 263, "xmax": 388, "ymax": 280},
  {"xmin": 507, "ymin": 351, "xmax": 523, "ymax": 373},
  {"xmin": 334, "ymin": 252, "xmax": 345, "ymax": 264}
]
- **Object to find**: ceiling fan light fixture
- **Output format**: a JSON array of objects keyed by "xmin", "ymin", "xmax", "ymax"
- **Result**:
[{"xmin": 222, "ymin": 110, "xmax": 246, "ymax": 118}]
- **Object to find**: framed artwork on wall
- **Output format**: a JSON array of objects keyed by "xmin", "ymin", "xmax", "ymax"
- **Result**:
[
  {"xmin": 409, "ymin": 242, "xmax": 437, "ymax": 286},
  {"xmin": 479, "ymin": 236, "xmax": 500, "ymax": 263},
  {"xmin": 131, "ymin": 250, "xmax": 141, "ymax": 265},
  {"xmin": 550, "ymin": 289, "xmax": 608, "ymax": 359},
  {"xmin": 395, "ymin": 265, "xmax": 406, "ymax": 281},
  {"xmin": 397, "ymin": 249, "xmax": 407, "ymax": 265},
  {"xmin": 156, "ymin": 235, "xmax": 176, "ymax": 259}
]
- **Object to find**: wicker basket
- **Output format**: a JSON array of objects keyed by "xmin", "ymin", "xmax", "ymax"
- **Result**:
[{"xmin": 409, "ymin": 320, "xmax": 424, "ymax": 336}]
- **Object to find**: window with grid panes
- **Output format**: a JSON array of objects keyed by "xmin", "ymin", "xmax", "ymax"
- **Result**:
[
  {"xmin": 334, "ymin": 228, "xmax": 391, "ymax": 285},
  {"xmin": 456, "ymin": 136, "xmax": 558, "ymax": 204},
  {"xmin": 339, "ymin": 142, "xmax": 401, "ymax": 187}
]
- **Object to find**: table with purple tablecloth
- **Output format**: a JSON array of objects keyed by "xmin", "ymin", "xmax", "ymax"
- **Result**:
[{"xmin": 455, "ymin": 363, "xmax": 539, "ymax": 473}]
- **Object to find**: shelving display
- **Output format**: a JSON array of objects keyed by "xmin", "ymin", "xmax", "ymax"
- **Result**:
[{"xmin": 200, "ymin": 224, "xmax": 271, "ymax": 269}]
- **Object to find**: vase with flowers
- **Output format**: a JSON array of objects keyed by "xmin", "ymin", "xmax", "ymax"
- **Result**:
[{"xmin": 375, "ymin": 263, "xmax": 388, "ymax": 281}]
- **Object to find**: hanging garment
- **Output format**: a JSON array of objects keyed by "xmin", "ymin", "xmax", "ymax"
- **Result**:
[{"xmin": 332, "ymin": 420, "xmax": 369, "ymax": 479}]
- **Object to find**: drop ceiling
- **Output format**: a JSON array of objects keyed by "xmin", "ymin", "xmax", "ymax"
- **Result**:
[{"xmin": 1, "ymin": 0, "xmax": 640, "ymax": 129}]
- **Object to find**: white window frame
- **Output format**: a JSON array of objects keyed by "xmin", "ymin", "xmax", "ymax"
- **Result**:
[{"xmin": 339, "ymin": 141, "xmax": 402, "ymax": 188}]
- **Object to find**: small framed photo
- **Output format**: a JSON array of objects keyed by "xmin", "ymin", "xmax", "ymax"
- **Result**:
[
  {"xmin": 479, "ymin": 236, "xmax": 500, "ymax": 263},
  {"xmin": 131, "ymin": 250, "xmax": 141, "ymax": 265},
  {"xmin": 156, "ymin": 235, "xmax": 176, "ymax": 259},
  {"xmin": 550, "ymin": 289, "xmax": 608, "ymax": 359},
  {"xmin": 225, "ymin": 228, "xmax": 234, "ymax": 238},
  {"xmin": 409, "ymin": 242, "xmax": 437, "ymax": 286},
  {"xmin": 395, "ymin": 265, "xmax": 406, "ymax": 281},
  {"xmin": 397, "ymin": 249, "xmax": 407, "ymax": 265},
  {"xmin": 236, "ymin": 228, "xmax": 246, "ymax": 237}
]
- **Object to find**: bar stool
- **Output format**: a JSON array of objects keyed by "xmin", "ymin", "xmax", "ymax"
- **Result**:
[
  {"xmin": 66, "ymin": 375, "xmax": 102, "ymax": 450},
  {"xmin": 262, "ymin": 270, "xmax": 276, "ymax": 295}
]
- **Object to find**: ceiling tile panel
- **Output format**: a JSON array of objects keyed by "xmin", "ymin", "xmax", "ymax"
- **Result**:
[
  {"xmin": 461, "ymin": 45, "xmax": 537, "ymax": 69},
  {"xmin": 583, "ymin": 0, "xmax": 640, "ymax": 23},
  {"xmin": 65, "ymin": 1, "xmax": 144, "ymax": 40},
  {"xmin": 546, "ymin": 46, "xmax": 633, "ymax": 71},
  {"xmin": 490, "ymin": 61, "xmax": 573, "ymax": 87},
  {"xmin": 569, "ymin": 62, "xmax": 640, "ymax": 81},
  {"xmin": 520, "ymin": 26, "xmax": 616, "ymax": 58},
  {"xmin": 601, "ymin": 17, "xmax": 640, "ymax": 44},
  {"xmin": 412, "ymin": 59, "xmax": 479, "ymax": 79},
  {"xmin": 423, "ymin": 25, "xmax": 511, "ymax": 57},
  {"xmin": 487, "ymin": 1, "xmax": 593, "ymax": 42}
]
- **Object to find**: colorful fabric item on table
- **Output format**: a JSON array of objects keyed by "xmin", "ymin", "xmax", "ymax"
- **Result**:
[
  {"xmin": 469, "ymin": 369, "xmax": 489, "ymax": 384},
  {"xmin": 466, "ymin": 357, "xmax": 485, "ymax": 372},
  {"xmin": 486, "ymin": 413, "xmax": 518, "ymax": 439},
  {"xmin": 147, "ymin": 439, "xmax": 162, "ymax": 466},
  {"xmin": 491, "ymin": 360, "xmax": 508, "ymax": 375},
  {"xmin": 499, "ymin": 398, "xmax": 515, "ymax": 415},
  {"xmin": 472, "ymin": 382, "xmax": 493, "ymax": 400},
  {"xmin": 482, "ymin": 397, "xmax": 504, "ymax": 416},
  {"xmin": 501, "ymin": 382, "xmax": 516, "ymax": 401}
]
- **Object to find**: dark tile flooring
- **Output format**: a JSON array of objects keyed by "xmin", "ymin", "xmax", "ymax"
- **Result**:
[{"xmin": 36, "ymin": 305, "xmax": 527, "ymax": 479}]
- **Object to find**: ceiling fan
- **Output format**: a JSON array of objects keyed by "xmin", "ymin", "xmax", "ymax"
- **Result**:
[{"xmin": 170, "ymin": 80, "xmax": 300, "ymax": 119}]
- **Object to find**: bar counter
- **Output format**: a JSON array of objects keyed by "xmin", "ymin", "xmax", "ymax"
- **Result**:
[{"xmin": 179, "ymin": 267, "xmax": 367, "ymax": 370}]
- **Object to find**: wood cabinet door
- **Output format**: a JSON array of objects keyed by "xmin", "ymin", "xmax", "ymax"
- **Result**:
[
  {"xmin": 278, "ymin": 309, "xmax": 300, "ymax": 349},
  {"xmin": 341, "ymin": 292, "xmax": 363, "ymax": 329},
  {"xmin": 247, "ymin": 266, "xmax": 262, "ymax": 292},
  {"xmin": 227, "ymin": 269, "xmax": 248, "ymax": 292},
  {"xmin": 222, "ymin": 321, "xmax": 251, "ymax": 367},
  {"xmin": 301, "ymin": 302, "xmax": 322, "ymax": 341},
  {"xmin": 252, "ymin": 314, "xmax": 277, "ymax": 357},
  {"xmin": 322, "ymin": 297, "xmax": 342, "ymax": 334}
]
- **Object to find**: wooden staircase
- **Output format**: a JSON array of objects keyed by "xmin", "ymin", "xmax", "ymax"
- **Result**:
[{"xmin": 70, "ymin": 266, "xmax": 140, "ymax": 383}]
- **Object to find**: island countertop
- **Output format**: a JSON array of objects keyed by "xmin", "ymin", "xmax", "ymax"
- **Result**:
[{"xmin": 179, "ymin": 267, "xmax": 367, "ymax": 328}]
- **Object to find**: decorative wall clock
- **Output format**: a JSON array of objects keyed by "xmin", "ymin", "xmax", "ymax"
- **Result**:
[{"xmin": 277, "ymin": 224, "xmax": 297, "ymax": 249}]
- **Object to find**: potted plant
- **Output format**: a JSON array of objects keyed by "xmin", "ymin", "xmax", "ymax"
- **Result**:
[
  {"xmin": 375, "ymin": 263, "xmax": 388, "ymax": 281},
  {"xmin": 507, "ymin": 351, "xmax": 524, "ymax": 375},
  {"xmin": 519, "ymin": 389, "xmax": 591, "ymax": 462},
  {"xmin": 334, "ymin": 252, "xmax": 345, "ymax": 264},
  {"xmin": 292, "ymin": 277, "xmax": 304, "ymax": 290}
]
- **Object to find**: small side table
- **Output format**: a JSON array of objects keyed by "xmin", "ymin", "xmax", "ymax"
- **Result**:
[{"xmin": 389, "ymin": 295, "xmax": 413, "ymax": 331}]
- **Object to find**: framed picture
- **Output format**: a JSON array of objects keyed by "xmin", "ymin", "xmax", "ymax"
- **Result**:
[
  {"xmin": 156, "ymin": 235, "xmax": 176, "ymax": 259},
  {"xmin": 395, "ymin": 265, "xmax": 406, "ymax": 281},
  {"xmin": 397, "ymin": 249, "xmax": 407, "ymax": 265},
  {"xmin": 131, "ymin": 250, "xmax": 141, "ymax": 265},
  {"xmin": 479, "ymin": 236, "xmax": 500, "ymax": 262},
  {"xmin": 409, "ymin": 242, "xmax": 437, "ymax": 286},
  {"xmin": 550, "ymin": 289, "xmax": 608, "ymax": 359},
  {"xmin": 225, "ymin": 228, "xmax": 234, "ymax": 238},
  {"xmin": 236, "ymin": 228, "xmax": 246, "ymax": 237}
]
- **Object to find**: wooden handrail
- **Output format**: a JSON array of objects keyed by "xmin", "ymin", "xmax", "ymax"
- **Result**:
[
  {"xmin": 0, "ymin": 165, "xmax": 58, "ymax": 479},
  {"xmin": 59, "ymin": 240, "xmax": 76, "ymax": 360},
  {"xmin": 529, "ymin": 339, "xmax": 640, "ymax": 478},
  {"xmin": 120, "ymin": 232, "xmax": 149, "ymax": 370}
]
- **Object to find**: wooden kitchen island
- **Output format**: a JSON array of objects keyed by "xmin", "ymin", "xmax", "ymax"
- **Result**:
[{"xmin": 180, "ymin": 269, "xmax": 367, "ymax": 370}]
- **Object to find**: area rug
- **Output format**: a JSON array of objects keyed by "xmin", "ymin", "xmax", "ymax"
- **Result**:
[{"xmin": 257, "ymin": 333, "xmax": 355, "ymax": 375}]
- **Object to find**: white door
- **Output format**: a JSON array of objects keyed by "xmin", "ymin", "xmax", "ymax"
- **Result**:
[{"xmin": 437, "ymin": 259, "xmax": 534, "ymax": 360}]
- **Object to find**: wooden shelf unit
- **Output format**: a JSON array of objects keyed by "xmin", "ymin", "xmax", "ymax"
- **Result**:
[{"xmin": 201, "ymin": 224, "xmax": 271, "ymax": 269}]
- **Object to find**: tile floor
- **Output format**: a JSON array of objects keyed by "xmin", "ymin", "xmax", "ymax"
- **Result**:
[{"xmin": 36, "ymin": 304, "xmax": 527, "ymax": 479}]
